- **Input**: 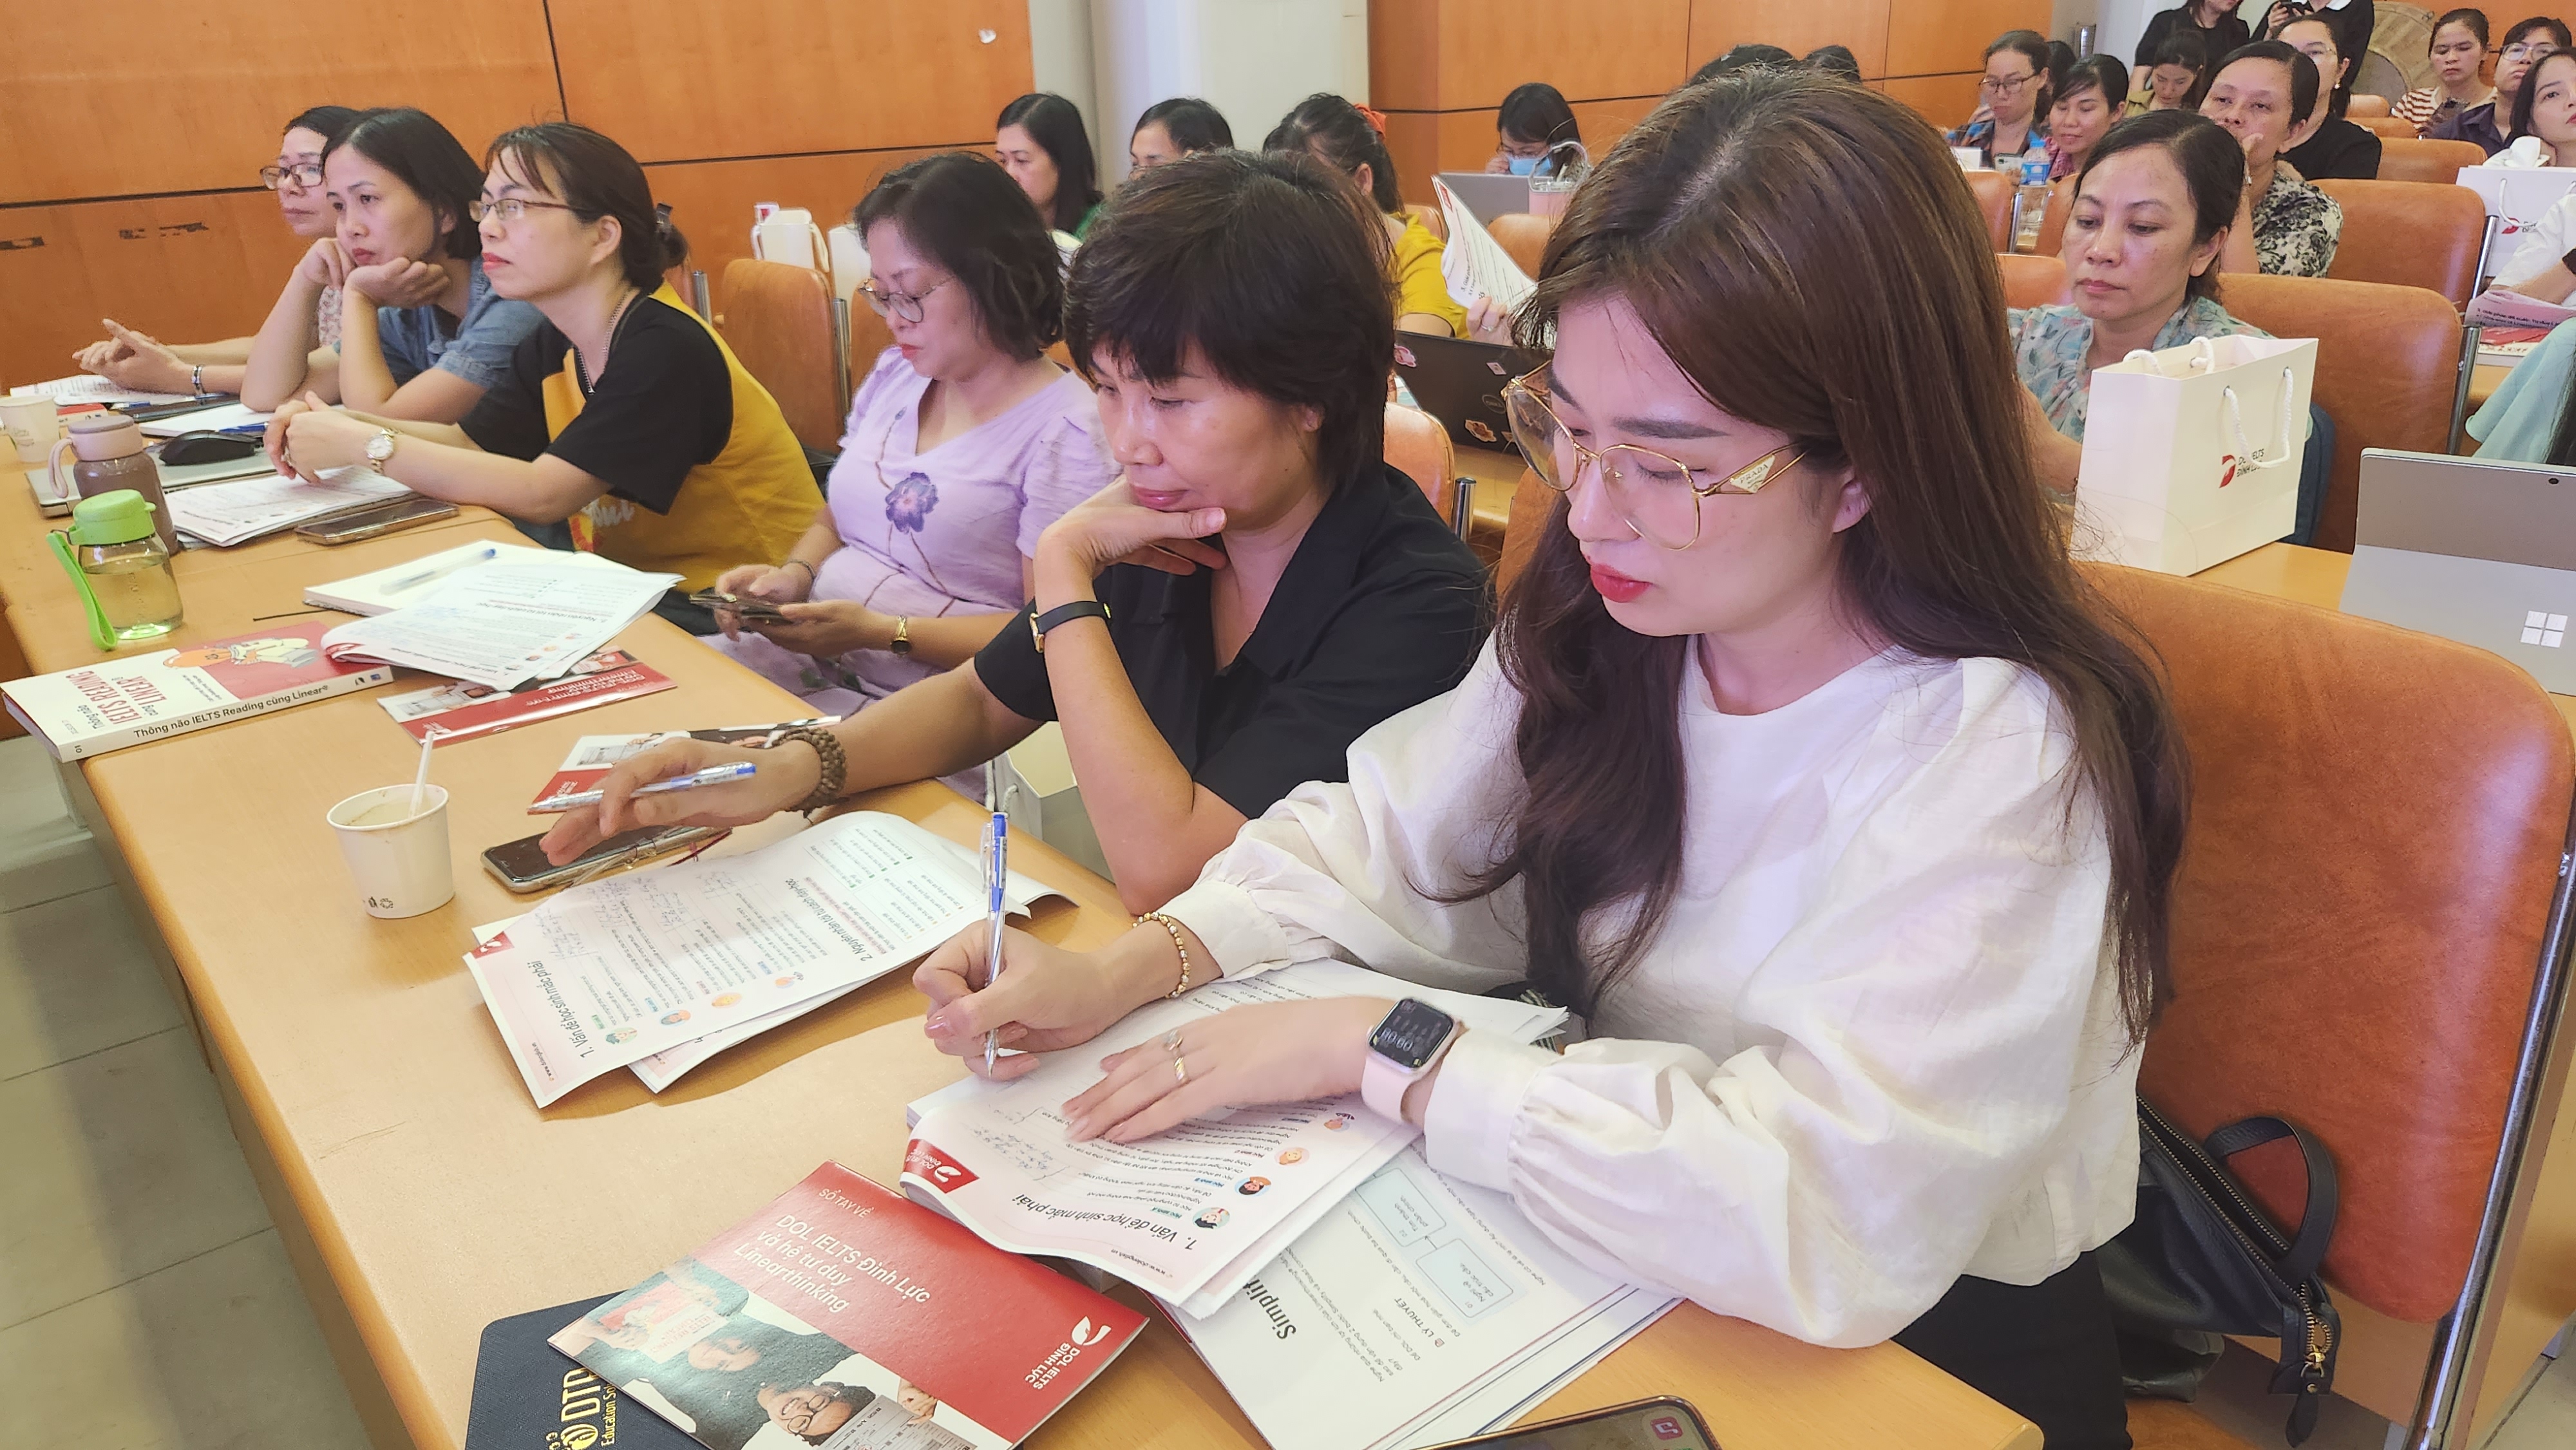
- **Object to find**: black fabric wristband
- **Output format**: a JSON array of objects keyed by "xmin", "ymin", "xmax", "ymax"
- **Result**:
[{"xmin": 1031, "ymin": 599, "xmax": 1110, "ymax": 654}]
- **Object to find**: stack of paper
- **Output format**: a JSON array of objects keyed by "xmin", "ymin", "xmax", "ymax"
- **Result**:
[
  {"xmin": 139, "ymin": 401, "xmax": 272, "ymax": 437},
  {"xmin": 8, "ymin": 375, "xmax": 193, "ymax": 407},
  {"xmin": 1434, "ymin": 176, "xmax": 1536, "ymax": 317},
  {"xmin": 319, "ymin": 554, "xmax": 680, "ymax": 690},
  {"xmin": 163, "ymin": 467, "xmax": 410, "ymax": 546},
  {"xmin": 304, "ymin": 540, "xmax": 632, "ymax": 616},
  {"xmin": 898, "ymin": 963, "xmax": 1568, "ymax": 1318}
]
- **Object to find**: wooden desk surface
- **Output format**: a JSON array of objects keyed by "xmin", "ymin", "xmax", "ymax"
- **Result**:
[{"xmin": 1, "ymin": 465, "xmax": 2040, "ymax": 1450}]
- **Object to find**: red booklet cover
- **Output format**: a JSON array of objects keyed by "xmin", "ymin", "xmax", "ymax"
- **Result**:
[
  {"xmin": 377, "ymin": 648, "xmax": 674, "ymax": 742},
  {"xmin": 550, "ymin": 1163, "xmax": 1145, "ymax": 1450}
]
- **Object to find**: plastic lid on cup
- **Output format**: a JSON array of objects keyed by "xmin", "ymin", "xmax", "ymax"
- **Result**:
[{"xmin": 68, "ymin": 489, "xmax": 160, "ymax": 546}]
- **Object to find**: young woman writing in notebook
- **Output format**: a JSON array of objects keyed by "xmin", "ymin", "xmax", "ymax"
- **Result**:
[
  {"xmin": 907, "ymin": 70, "xmax": 2189, "ymax": 1450},
  {"xmin": 259, "ymin": 122, "xmax": 815, "ymax": 617},
  {"xmin": 538, "ymin": 150, "xmax": 1490, "ymax": 914}
]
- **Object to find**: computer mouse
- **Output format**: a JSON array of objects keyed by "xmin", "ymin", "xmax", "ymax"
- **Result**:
[{"xmin": 158, "ymin": 430, "xmax": 263, "ymax": 465}]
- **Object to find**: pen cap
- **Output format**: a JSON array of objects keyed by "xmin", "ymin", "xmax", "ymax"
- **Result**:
[{"xmin": 67, "ymin": 489, "xmax": 160, "ymax": 546}]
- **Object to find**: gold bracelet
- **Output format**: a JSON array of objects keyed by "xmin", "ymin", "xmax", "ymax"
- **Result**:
[{"xmin": 1137, "ymin": 912, "xmax": 1193, "ymax": 998}]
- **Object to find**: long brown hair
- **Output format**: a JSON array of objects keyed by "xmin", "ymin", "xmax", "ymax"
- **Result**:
[{"xmin": 1476, "ymin": 70, "xmax": 2188, "ymax": 1042}]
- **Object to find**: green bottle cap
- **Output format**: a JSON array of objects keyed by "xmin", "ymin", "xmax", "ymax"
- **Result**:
[{"xmin": 68, "ymin": 489, "xmax": 159, "ymax": 547}]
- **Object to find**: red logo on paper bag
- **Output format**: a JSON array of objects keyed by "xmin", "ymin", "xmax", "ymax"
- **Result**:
[
  {"xmin": 1652, "ymin": 1416, "xmax": 1687, "ymax": 1440},
  {"xmin": 904, "ymin": 1138, "xmax": 977, "ymax": 1191},
  {"xmin": 2217, "ymin": 454, "xmax": 2239, "ymax": 488}
]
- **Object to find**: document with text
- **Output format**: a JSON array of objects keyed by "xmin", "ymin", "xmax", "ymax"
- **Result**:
[{"xmin": 323, "ymin": 554, "xmax": 677, "ymax": 690}]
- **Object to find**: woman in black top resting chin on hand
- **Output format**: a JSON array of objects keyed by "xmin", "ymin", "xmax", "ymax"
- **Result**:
[{"xmin": 540, "ymin": 149, "xmax": 1490, "ymax": 913}]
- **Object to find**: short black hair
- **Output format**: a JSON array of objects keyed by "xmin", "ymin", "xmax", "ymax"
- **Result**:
[
  {"xmin": 486, "ymin": 123, "xmax": 688, "ymax": 291},
  {"xmin": 1135, "ymin": 97, "xmax": 1232, "ymax": 154},
  {"xmin": 2510, "ymin": 48, "xmax": 2576, "ymax": 140},
  {"xmin": 2213, "ymin": 39, "xmax": 2324, "ymax": 130},
  {"xmin": 996, "ymin": 92, "xmax": 1102, "ymax": 234},
  {"xmin": 1497, "ymin": 82, "xmax": 1580, "ymax": 149},
  {"xmin": 2146, "ymin": 28, "xmax": 2215, "ymax": 108},
  {"xmin": 1264, "ymin": 93, "xmax": 1403, "ymax": 213},
  {"xmin": 2433, "ymin": 9, "xmax": 2492, "ymax": 48},
  {"xmin": 284, "ymin": 106, "xmax": 358, "ymax": 145},
  {"xmin": 1066, "ymin": 149, "xmax": 1393, "ymax": 496},
  {"xmin": 2277, "ymin": 12, "xmax": 2358, "ymax": 117},
  {"xmin": 2060, "ymin": 55, "xmax": 2133, "ymax": 112},
  {"xmin": 855, "ymin": 152, "xmax": 1065, "ymax": 361},
  {"xmin": 1690, "ymin": 44, "xmax": 1795, "ymax": 86},
  {"xmin": 323, "ymin": 108, "xmax": 487, "ymax": 261},
  {"xmin": 1804, "ymin": 44, "xmax": 1862, "ymax": 83},
  {"xmin": 1986, "ymin": 29, "xmax": 2057, "ymax": 109},
  {"xmin": 2505, "ymin": 15, "xmax": 2575, "ymax": 52},
  {"xmin": 2076, "ymin": 110, "xmax": 2245, "ymax": 305}
]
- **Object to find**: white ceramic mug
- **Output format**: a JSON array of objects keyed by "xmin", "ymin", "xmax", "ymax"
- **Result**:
[
  {"xmin": 327, "ymin": 784, "xmax": 455, "ymax": 919},
  {"xmin": 0, "ymin": 394, "xmax": 59, "ymax": 466}
]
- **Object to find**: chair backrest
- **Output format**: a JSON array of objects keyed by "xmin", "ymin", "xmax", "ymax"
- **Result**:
[
  {"xmin": 846, "ymin": 292, "xmax": 896, "ymax": 398},
  {"xmin": 2379, "ymin": 135, "xmax": 2486, "ymax": 182},
  {"xmin": 1406, "ymin": 202, "xmax": 1448, "ymax": 243},
  {"xmin": 2356, "ymin": 113, "xmax": 2421, "ymax": 138},
  {"xmin": 2089, "ymin": 561, "xmax": 2573, "ymax": 1329},
  {"xmin": 2212, "ymin": 273, "xmax": 2461, "ymax": 552},
  {"xmin": 1384, "ymin": 403, "xmax": 1457, "ymax": 523},
  {"xmin": 2346, "ymin": 91, "xmax": 2394, "ymax": 117},
  {"xmin": 2032, "ymin": 177, "xmax": 2073, "ymax": 261},
  {"xmin": 1964, "ymin": 168, "xmax": 2015, "ymax": 252},
  {"xmin": 1997, "ymin": 252, "xmax": 2070, "ymax": 310},
  {"xmin": 1487, "ymin": 212, "xmax": 1553, "ymax": 280},
  {"xmin": 719, "ymin": 258, "xmax": 843, "ymax": 452},
  {"xmin": 2316, "ymin": 178, "xmax": 2488, "ymax": 306},
  {"xmin": 1495, "ymin": 462, "xmax": 1557, "ymax": 596}
]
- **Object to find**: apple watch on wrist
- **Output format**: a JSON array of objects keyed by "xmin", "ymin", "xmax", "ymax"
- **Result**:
[{"xmin": 1361, "ymin": 998, "xmax": 1461, "ymax": 1121}]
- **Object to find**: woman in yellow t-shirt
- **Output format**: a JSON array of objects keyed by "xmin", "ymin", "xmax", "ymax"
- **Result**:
[{"xmin": 1265, "ymin": 93, "xmax": 1468, "ymax": 336}]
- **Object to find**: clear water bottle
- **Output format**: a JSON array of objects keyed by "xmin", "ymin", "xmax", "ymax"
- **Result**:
[
  {"xmin": 48, "ymin": 489, "xmax": 184, "ymax": 647},
  {"xmin": 2014, "ymin": 151, "xmax": 2054, "ymax": 253}
]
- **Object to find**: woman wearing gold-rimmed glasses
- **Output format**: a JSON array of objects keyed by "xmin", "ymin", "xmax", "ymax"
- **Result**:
[{"xmin": 904, "ymin": 68, "xmax": 2188, "ymax": 1450}]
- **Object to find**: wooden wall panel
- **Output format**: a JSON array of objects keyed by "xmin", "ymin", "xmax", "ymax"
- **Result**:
[
  {"xmin": 549, "ymin": 1, "xmax": 1034, "ymax": 164},
  {"xmin": 0, "ymin": 193, "xmax": 312, "ymax": 395},
  {"xmin": 1884, "ymin": 0, "xmax": 2053, "ymax": 78},
  {"xmin": 1371, "ymin": 0, "xmax": 1450, "ymax": 110},
  {"xmin": 1687, "ymin": 1, "xmax": 1891, "ymax": 79},
  {"xmin": 1371, "ymin": 0, "xmax": 1690, "ymax": 111},
  {"xmin": 1875, "ymin": 73, "xmax": 1985, "ymax": 127},
  {"xmin": 1383, "ymin": 98, "xmax": 1660, "ymax": 215},
  {"xmin": 0, "ymin": 1, "xmax": 559, "ymax": 205},
  {"xmin": 644, "ymin": 147, "xmax": 949, "ymax": 318}
]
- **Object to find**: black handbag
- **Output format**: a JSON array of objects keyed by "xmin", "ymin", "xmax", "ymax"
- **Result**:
[{"xmin": 2095, "ymin": 1102, "xmax": 2342, "ymax": 1446}]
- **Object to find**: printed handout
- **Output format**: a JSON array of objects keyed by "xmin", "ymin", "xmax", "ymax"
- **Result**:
[{"xmin": 322, "ymin": 555, "xmax": 678, "ymax": 691}]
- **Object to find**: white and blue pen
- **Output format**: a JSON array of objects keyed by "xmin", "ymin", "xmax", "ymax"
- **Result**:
[
  {"xmin": 530, "ymin": 760, "xmax": 757, "ymax": 813},
  {"xmin": 982, "ymin": 762, "xmax": 1009, "ymax": 1072}
]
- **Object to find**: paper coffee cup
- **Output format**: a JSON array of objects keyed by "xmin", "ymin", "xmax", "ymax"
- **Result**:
[
  {"xmin": 327, "ymin": 785, "xmax": 455, "ymax": 919},
  {"xmin": 1, "ymin": 395, "xmax": 61, "ymax": 466}
]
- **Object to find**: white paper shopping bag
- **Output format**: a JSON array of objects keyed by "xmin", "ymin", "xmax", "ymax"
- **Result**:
[
  {"xmin": 2454, "ymin": 165, "xmax": 2576, "ymax": 265},
  {"xmin": 2074, "ymin": 334, "xmax": 2316, "ymax": 575}
]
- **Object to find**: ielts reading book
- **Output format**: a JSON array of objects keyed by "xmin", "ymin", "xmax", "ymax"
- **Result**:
[{"xmin": 550, "ymin": 1162, "xmax": 1144, "ymax": 1450}]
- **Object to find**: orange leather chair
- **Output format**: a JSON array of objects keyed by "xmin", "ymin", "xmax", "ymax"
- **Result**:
[
  {"xmin": 2213, "ymin": 274, "xmax": 2464, "ymax": 552},
  {"xmin": 718, "ymin": 258, "xmax": 844, "ymax": 452},
  {"xmin": 2345, "ymin": 92, "xmax": 2392, "ymax": 117},
  {"xmin": 1384, "ymin": 402, "xmax": 1461, "ymax": 527},
  {"xmin": 2378, "ymin": 136, "xmax": 2485, "ymax": 183},
  {"xmin": 2032, "ymin": 177, "xmax": 2074, "ymax": 260},
  {"xmin": 1495, "ymin": 463, "xmax": 1557, "ymax": 596},
  {"xmin": 1997, "ymin": 253, "xmax": 2071, "ymax": 310},
  {"xmin": 1965, "ymin": 168, "xmax": 2016, "ymax": 251},
  {"xmin": 2091, "ymin": 563, "xmax": 2576, "ymax": 1450},
  {"xmin": 2356, "ymin": 114, "xmax": 2421, "ymax": 139},
  {"xmin": 1406, "ymin": 202, "xmax": 1448, "ymax": 242},
  {"xmin": 1487, "ymin": 212, "xmax": 1553, "ymax": 279},
  {"xmin": 846, "ymin": 292, "xmax": 896, "ymax": 391},
  {"xmin": 2315, "ymin": 179, "xmax": 2488, "ymax": 306}
]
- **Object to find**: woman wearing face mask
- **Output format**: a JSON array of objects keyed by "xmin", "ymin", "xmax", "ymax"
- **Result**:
[
  {"xmin": 703, "ymin": 154, "xmax": 1114, "ymax": 719},
  {"xmin": 2434, "ymin": 15, "xmax": 2569, "ymax": 153},
  {"xmin": 1128, "ymin": 97, "xmax": 1232, "ymax": 173},
  {"xmin": 2202, "ymin": 41, "xmax": 2342, "ymax": 274},
  {"xmin": 2136, "ymin": 31, "xmax": 2215, "ymax": 114},
  {"xmin": 537, "ymin": 151, "xmax": 1490, "ymax": 914},
  {"xmin": 242, "ymin": 108, "xmax": 545, "ymax": 420},
  {"xmin": 2047, "ymin": 56, "xmax": 2131, "ymax": 179},
  {"xmin": 2396, "ymin": 10, "xmax": 2496, "ymax": 135},
  {"xmin": 73, "ymin": 105, "xmax": 359, "ymax": 398},
  {"xmin": 260, "ymin": 123, "xmax": 817, "ymax": 621},
  {"xmin": 1267, "ymin": 93, "xmax": 1468, "ymax": 337},
  {"xmin": 2277, "ymin": 16, "xmax": 2384, "ymax": 180},
  {"xmin": 1484, "ymin": 82, "xmax": 1583, "ymax": 176},
  {"xmin": 1947, "ymin": 30, "xmax": 2055, "ymax": 166},
  {"xmin": 900, "ymin": 70, "xmax": 2186, "ymax": 1450},
  {"xmin": 996, "ymin": 93, "xmax": 1105, "ymax": 238}
]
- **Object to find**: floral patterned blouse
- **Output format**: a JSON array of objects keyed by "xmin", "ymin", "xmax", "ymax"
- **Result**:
[
  {"xmin": 2009, "ymin": 295, "xmax": 2271, "ymax": 441},
  {"xmin": 2251, "ymin": 163, "xmax": 2342, "ymax": 278}
]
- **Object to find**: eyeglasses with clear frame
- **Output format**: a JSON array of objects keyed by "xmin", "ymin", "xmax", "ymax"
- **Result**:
[
  {"xmin": 1978, "ymin": 71, "xmax": 2039, "ymax": 95},
  {"xmin": 1502, "ymin": 366, "xmax": 1807, "ymax": 550},
  {"xmin": 2506, "ymin": 41, "xmax": 2559, "ymax": 61},
  {"xmin": 860, "ymin": 276, "xmax": 952, "ymax": 324},
  {"xmin": 260, "ymin": 163, "xmax": 323, "ymax": 190},
  {"xmin": 468, "ymin": 196, "xmax": 582, "ymax": 226}
]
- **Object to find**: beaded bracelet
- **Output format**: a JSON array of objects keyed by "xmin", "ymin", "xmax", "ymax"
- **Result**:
[{"xmin": 1137, "ymin": 912, "xmax": 1194, "ymax": 998}]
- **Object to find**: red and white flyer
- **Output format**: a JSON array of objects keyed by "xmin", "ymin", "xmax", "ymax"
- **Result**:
[
  {"xmin": 550, "ymin": 1162, "xmax": 1145, "ymax": 1450},
  {"xmin": 377, "ymin": 648, "xmax": 675, "ymax": 742}
]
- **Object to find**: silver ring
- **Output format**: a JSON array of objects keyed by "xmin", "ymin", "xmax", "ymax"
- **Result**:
[{"xmin": 1173, "ymin": 1055, "xmax": 1188, "ymax": 1084}]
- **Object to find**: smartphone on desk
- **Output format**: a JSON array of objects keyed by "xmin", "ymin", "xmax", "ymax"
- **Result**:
[
  {"xmin": 296, "ymin": 494, "xmax": 459, "ymax": 544},
  {"xmin": 1421, "ymin": 1398, "xmax": 1718, "ymax": 1450},
  {"xmin": 481, "ymin": 824, "xmax": 719, "ymax": 894},
  {"xmin": 688, "ymin": 588, "xmax": 792, "ymax": 623}
]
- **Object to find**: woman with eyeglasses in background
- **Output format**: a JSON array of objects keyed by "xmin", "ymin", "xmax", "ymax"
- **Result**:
[
  {"xmin": 1484, "ymin": 82, "xmax": 1584, "ymax": 175},
  {"xmin": 2396, "ymin": 10, "xmax": 2496, "ymax": 135},
  {"xmin": 2277, "ymin": 14, "xmax": 2384, "ymax": 180},
  {"xmin": 73, "ymin": 106, "xmax": 359, "ymax": 398},
  {"xmin": 703, "ymin": 153, "xmax": 1114, "ymax": 720},
  {"xmin": 2434, "ymin": 15, "xmax": 2570, "ymax": 153},
  {"xmin": 1947, "ymin": 31, "xmax": 2056, "ymax": 167},
  {"xmin": 260, "ymin": 122, "xmax": 815, "ymax": 628}
]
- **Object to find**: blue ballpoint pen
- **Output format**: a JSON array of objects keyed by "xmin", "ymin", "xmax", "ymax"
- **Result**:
[
  {"xmin": 529, "ymin": 760, "xmax": 758, "ymax": 812},
  {"xmin": 983, "ymin": 761, "xmax": 1009, "ymax": 1072}
]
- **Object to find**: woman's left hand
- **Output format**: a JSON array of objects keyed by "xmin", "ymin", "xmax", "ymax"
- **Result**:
[
  {"xmin": 742, "ymin": 598, "xmax": 888, "ymax": 657},
  {"xmin": 269, "ymin": 393, "xmax": 377, "ymax": 480},
  {"xmin": 1032, "ymin": 479, "xmax": 1231, "ymax": 602},
  {"xmin": 1062, "ymin": 997, "xmax": 1394, "ymax": 1144}
]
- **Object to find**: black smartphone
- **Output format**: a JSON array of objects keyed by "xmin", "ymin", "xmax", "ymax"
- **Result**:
[
  {"xmin": 688, "ymin": 588, "xmax": 791, "ymax": 622},
  {"xmin": 1419, "ymin": 1397, "xmax": 1719, "ymax": 1450},
  {"xmin": 296, "ymin": 494, "xmax": 460, "ymax": 543},
  {"xmin": 480, "ymin": 824, "xmax": 719, "ymax": 894}
]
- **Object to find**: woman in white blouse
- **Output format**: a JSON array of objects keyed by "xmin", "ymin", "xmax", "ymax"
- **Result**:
[{"xmin": 916, "ymin": 71, "xmax": 2188, "ymax": 1448}]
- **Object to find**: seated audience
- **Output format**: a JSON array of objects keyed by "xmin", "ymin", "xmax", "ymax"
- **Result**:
[
  {"xmin": 706, "ymin": 154, "xmax": 1113, "ymax": 717},
  {"xmin": 2014, "ymin": 111, "xmax": 2271, "ymax": 492},
  {"xmin": 1484, "ymin": 82, "xmax": 1582, "ymax": 175},
  {"xmin": 2136, "ymin": 1, "xmax": 2253, "ymax": 73},
  {"xmin": 539, "ymin": 150, "xmax": 1491, "ymax": 914},
  {"xmin": 262, "ymin": 123, "xmax": 817, "ymax": 619},
  {"xmin": 1690, "ymin": 44, "xmax": 1795, "ymax": 86},
  {"xmin": 2395, "ymin": 9, "xmax": 2496, "ymax": 134},
  {"xmin": 2266, "ymin": 0, "xmax": 2376, "ymax": 64},
  {"xmin": 1948, "ymin": 31, "xmax": 2056, "ymax": 166},
  {"xmin": 1806, "ymin": 44, "xmax": 1864, "ymax": 84},
  {"xmin": 2049, "ymin": 56, "xmax": 2132, "ymax": 179},
  {"xmin": 2467, "ymin": 314, "xmax": 2576, "ymax": 458},
  {"xmin": 75, "ymin": 106, "xmax": 358, "ymax": 398},
  {"xmin": 2508, "ymin": 46, "xmax": 2576, "ymax": 156},
  {"xmin": 2433, "ymin": 15, "xmax": 2568, "ymax": 152},
  {"xmin": 905, "ymin": 69, "xmax": 2187, "ymax": 1450},
  {"xmin": 2137, "ymin": 30, "xmax": 2215, "ymax": 114},
  {"xmin": 1266, "ymin": 93, "xmax": 1468, "ymax": 337},
  {"xmin": 997, "ymin": 93, "xmax": 1105, "ymax": 238},
  {"xmin": 1128, "ymin": 97, "xmax": 1231, "ymax": 172},
  {"xmin": 2278, "ymin": 14, "xmax": 2385, "ymax": 179},
  {"xmin": 243, "ymin": 108, "xmax": 545, "ymax": 420},
  {"xmin": 2203, "ymin": 42, "xmax": 2342, "ymax": 274}
]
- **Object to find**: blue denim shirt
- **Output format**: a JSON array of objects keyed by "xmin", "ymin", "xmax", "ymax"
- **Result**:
[{"xmin": 377, "ymin": 258, "xmax": 544, "ymax": 389}]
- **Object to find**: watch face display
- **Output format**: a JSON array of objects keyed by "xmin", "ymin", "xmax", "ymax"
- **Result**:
[{"xmin": 1369, "ymin": 998, "xmax": 1455, "ymax": 1071}]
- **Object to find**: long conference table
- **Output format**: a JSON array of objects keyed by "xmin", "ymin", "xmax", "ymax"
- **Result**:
[{"xmin": 0, "ymin": 464, "xmax": 2047, "ymax": 1450}]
